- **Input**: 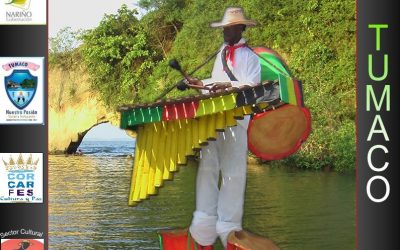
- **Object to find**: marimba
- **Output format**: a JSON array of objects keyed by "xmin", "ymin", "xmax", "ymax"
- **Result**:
[{"xmin": 118, "ymin": 47, "xmax": 311, "ymax": 205}]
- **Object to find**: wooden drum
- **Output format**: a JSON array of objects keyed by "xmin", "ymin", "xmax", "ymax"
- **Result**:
[{"xmin": 248, "ymin": 104, "xmax": 311, "ymax": 160}]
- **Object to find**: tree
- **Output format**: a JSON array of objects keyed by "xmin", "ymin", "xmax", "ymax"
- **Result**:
[
  {"xmin": 49, "ymin": 27, "xmax": 83, "ymax": 109},
  {"xmin": 81, "ymin": 5, "xmax": 158, "ymax": 107}
]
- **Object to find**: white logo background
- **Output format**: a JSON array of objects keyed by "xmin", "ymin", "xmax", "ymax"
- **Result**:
[
  {"xmin": 0, "ymin": 153, "xmax": 43, "ymax": 203},
  {"xmin": 0, "ymin": 0, "xmax": 46, "ymax": 25}
]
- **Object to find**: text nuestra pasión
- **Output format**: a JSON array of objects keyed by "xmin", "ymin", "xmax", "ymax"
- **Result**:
[{"xmin": 6, "ymin": 110, "xmax": 38, "ymax": 115}]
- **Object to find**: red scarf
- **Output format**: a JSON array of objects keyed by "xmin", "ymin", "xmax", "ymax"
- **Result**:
[{"xmin": 225, "ymin": 43, "xmax": 246, "ymax": 66}]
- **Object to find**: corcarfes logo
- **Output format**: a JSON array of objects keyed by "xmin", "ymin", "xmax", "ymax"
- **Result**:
[
  {"xmin": 4, "ymin": 0, "xmax": 31, "ymax": 10},
  {"xmin": 0, "ymin": 153, "xmax": 43, "ymax": 203}
]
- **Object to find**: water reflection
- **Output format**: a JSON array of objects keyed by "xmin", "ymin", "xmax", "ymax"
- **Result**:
[
  {"xmin": 49, "ymin": 155, "xmax": 355, "ymax": 249},
  {"xmin": 244, "ymin": 166, "xmax": 355, "ymax": 249}
]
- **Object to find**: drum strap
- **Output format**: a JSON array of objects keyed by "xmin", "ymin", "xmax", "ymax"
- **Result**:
[{"xmin": 221, "ymin": 45, "xmax": 239, "ymax": 81}]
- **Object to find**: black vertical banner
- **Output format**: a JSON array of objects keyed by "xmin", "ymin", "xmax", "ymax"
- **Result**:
[
  {"xmin": 0, "ymin": 2, "xmax": 48, "ymax": 249},
  {"xmin": 358, "ymin": 0, "xmax": 399, "ymax": 249}
]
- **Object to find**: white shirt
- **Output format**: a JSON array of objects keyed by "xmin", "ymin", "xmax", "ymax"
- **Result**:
[
  {"xmin": 202, "ymin": 38, "xmax": 261, "ymax": 129},
  {"xmin": 203, "ymin": 38, "xmax": 261, "ymax": 87}
]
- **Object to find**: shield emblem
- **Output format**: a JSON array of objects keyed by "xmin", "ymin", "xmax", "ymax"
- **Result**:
[{"xmin": 5, "ymin": 69, "xmax": 38, "ymax": 110}]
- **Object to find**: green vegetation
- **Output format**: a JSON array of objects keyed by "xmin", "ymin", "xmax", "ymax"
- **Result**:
[
  {"xmin": 20, "ymin": 78, "xmax": 36, "ymax": 88},
  {"xmin": 49, "ymin": 0, "xmax": 356, "ymax": 172}
]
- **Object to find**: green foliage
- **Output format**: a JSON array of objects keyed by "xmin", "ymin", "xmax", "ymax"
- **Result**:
[
  {"xmin": 280, "ymin": 119, "xmax": 355, "ymax": 172},
  {"xmin": 49, "ymin": 0, "xmax": 356, "ymax": 171},
  {"xmin": 80, "ymin": 5, "xmax": 158, "ymax": 107},
  {"xmin": 329, "ymin": 120, "xmax": 356, "ymax": 172},
  {"xmin": 20, "ymin": 79, "xmax": 36, "ymax": 88},
  {"xmin": 49, "ymin": 27, "xmax": 83, "ymax": 70}
]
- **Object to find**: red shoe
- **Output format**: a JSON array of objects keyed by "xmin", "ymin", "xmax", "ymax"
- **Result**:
[
  {"xmin": 159, "ymin": 229, "xmax": 213, "ymax": 250},
  {"xmin": 227, "ymin": 230, "xmax": 279, "ymax": 250}
]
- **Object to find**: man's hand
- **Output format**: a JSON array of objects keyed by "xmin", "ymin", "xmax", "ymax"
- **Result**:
[
  {"xmin": 186, "ymin": 77, "xmax": 204, "ymax": 87},
  {"xmin": 210, "ymin": 82, "xmax": 232, "ymax": 92},
  {"xmin": 184, "ymin": 77, "xmax": 207, "ymax": 90}
]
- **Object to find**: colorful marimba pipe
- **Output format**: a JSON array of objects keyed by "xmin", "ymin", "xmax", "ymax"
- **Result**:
[{"xmin": 119, "ymin": 82, "xmax": 284, "ymax": 205}]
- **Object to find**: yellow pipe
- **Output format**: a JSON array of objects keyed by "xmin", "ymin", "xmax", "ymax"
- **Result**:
[
  {"xmin": 139, "ymin": 124, "xmax": 153, "ymax": 200},
  {"xmin": 185, "ymin": 119, "xmax": 194, "ymax": 156},
  {"xmin": 225, "ymin": 109, "xmax": 237, "ymax": 127},
  {"xmin": 154, "ymin": 122, "xmax": 167, "ymax": 188},
  {"xmin": 132, "ymin": 125, "xmax": 150, "ymax": 202},
  {"xmin": 128, "ymin": 126, "xmax": 144, "ymax": 205},
  {"xmin": 147, "ymin": 123, "xmax": 160, "ymax": 195},
  {"xmin": 191, "ymin": 118, "xmax": 200, "ymax": 150},
  {"xmin": 198, "ymin": 115, "xmax": 208, "ymax": 146},
  {"xmin": 164, "ymin": 121, "xmax": 175, "ymax": 178},
  {"xmin": 242, "ymin": 105, "xmax": 253, "ymax": 115},
  {"xmin": 233, "ymin": 107, "xmax": 244, "ymax": 120},
  {"xmin": 206, "ymin": 114, "xmax": 217, "ymax": 141},
  {"xmin": 177, "ymin": 119, "xmax": 187, "ymax": 165},
  {"xmin": 215, "ymin": 111, "xmax": 226, "ymax": 132}
]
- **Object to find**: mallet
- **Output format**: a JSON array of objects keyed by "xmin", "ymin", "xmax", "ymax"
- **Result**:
[
  {"xmin": 169, "ymin": 59, "xmax": 190, "ymax": 90},
  {"xmin": 169, "ymin": 59, "xmax": 210, "ymax": 91}
]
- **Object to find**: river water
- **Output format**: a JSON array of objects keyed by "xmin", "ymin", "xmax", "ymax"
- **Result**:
[{"xmin": 49, "ymin": 140, "xmax": 355, "ymax": 249}]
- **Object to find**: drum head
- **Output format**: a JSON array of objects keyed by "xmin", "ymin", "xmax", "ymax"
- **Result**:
[{"xmin": 248, "ymin": 104, "xmax": 311, "ymax": 160}]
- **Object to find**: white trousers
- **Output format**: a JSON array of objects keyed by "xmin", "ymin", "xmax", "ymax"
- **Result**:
[{"xmin": 189, "ymin": 125, "xmax": 248, "ymax": 248}]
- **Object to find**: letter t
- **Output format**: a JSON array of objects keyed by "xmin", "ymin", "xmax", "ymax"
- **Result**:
[{"xmin": 368, "ymin": 24, "xmax": 389, "ymax": 51}]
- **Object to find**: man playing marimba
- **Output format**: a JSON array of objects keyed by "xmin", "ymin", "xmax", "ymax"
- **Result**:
[{"xmin": 182, "ymin": 7, "xmax": 278, "ymax": 249}]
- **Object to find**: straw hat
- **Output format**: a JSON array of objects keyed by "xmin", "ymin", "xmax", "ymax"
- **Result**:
[{"xmin": 211, "ymin": 7, "xmax": 257, "ymax": 28}]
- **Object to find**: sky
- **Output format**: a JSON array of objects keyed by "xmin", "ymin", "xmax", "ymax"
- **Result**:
[
  {"xmin": 83, "ymin": 123, "xmax": 133, "ymax": 141},
  {"xmin": 50, "ymin": 1, "xmax": 138, "ymax": 140},
  {"xmin": 49, "ymin": 0, "xmax": 140, "ymax": 38}
]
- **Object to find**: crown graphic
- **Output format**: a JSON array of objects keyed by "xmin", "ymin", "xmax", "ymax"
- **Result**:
[{"xmin": 2, "ymin": 153, "xmax": 39, "ymax": 171}]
